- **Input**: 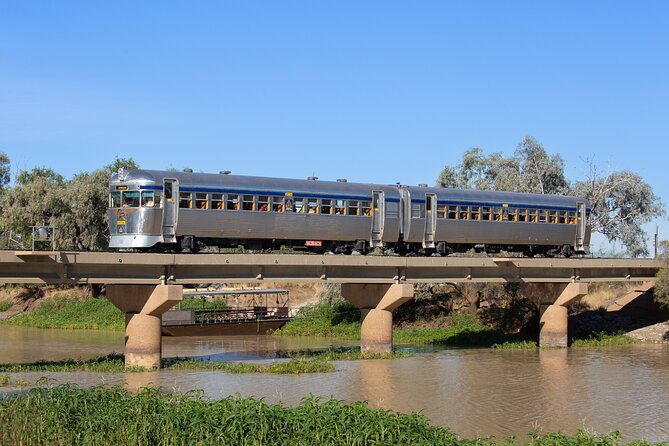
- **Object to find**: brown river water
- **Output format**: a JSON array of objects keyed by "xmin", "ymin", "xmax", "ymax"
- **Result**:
[{"xmin": 1, "ymin": 326, "xmax": 668, "ymax": 442}]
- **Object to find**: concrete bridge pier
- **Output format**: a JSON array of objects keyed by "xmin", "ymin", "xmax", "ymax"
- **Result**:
[
  {"xmin": 539, "ymin": 282, "xmax": 588, "ymax": 347},
  {"xmin": 106, "ymin": 285, "xmax": 183, "ymax": 369},
  {"xmin": 341, "ymin": 283, "xmax": 414, "ymax": 353}
]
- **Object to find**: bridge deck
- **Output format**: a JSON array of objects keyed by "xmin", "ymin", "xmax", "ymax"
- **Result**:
[{"xmin": 0, "ymin": 251, "xmax": 661, "ymax": 285}]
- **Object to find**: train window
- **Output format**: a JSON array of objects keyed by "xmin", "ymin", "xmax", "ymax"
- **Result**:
[
  {"xmin": 141, "ymin": 191, "xmax": 156, "ymax": 207},
  {"xmin": 447, "ymin": 205, "xmax": 458, "ymax": 219},
  {"xmin": 271, "ymin": 196, "xmax": 284, "ymax": 212},
  {"xmin": 293, "ymin": 197, "xmax": 304, "ymax": 213},
  {"xmin": 212, "ymin": 193, "xmax": 224, "ymax": 210},
  {"xmin": 110, "ymin": 192, "xmax": 121, "ymax": 208},
  {"xmin": 481, "ymin": 207, "xmax": 491, "ymax": 221},
  {"xmin": 195, "ymin": 193, "xmax": 208, "ymax": 209},
  {"xmin": 122, "ymin": 191, "xmax": 140, "ymax": 207},
  {"xmin": 568, "ymin": 212, "xmax": 576, "ymax": 224},
  {"xmin": 242, "ymin": 195, "xmax": 254, "ymax": 211},
  {"xmin": 226, "ymin": 194, "xmax": 239, "ymax": 210},
  {"xmin": 348, "ymin": 200, "xmax": 360, "ymax": 216},
  {"xmin": 437, "ymin": 204, "xmax": 447, "ymax": 218},
  {"xmin": 517, "ymin": 209, "xmax": 527, "ymax": 222},
  {"xmin": 529, "ymin": 210, "xmax": 538, "ymax": 223},
  {"xmin": 164, "ymin": 182, "xmax": 173, "ymax": 201},
  {"xmin": 361, "ymin": 201, "xmax": 372, "ymax": 216},
  {"xmin": 258, "ymin": 195, "xmax": 269, "ymax": 212},
  {"xmin": 307, "ymin": 198, "xmax": 318, "ymax": 214},
  {"xmin": 459, "ymin": 206, "xmax": 469, "ymax": 220},
  {"xmin": 179, "ymin": 192, "xmax": 192, "ymax": 209},
  {"xmin": 321, "ymin": 199, "xmax": 332, "ymax": 215},
  {"xmin": 334, "ymin": 200, "xmax": 346, "ymax": 215},
  {"xmin": 493, "ymin": 207, "xmax": 503, "ymax": 221},
  {"xmin": 539, "ymin": 210, "xmax": 547, "ymax": 223},
  {"xmin": 559, "ymin": 211, "xmax": 567, "ymax": 224},
  {"xmin": 508, "ymin": 208, "xmax": 517, "ymax": 222},
  {"xmin": 549, "ymin": 210, "xmax": 558, "ymax": 223},
  {"xmin": 471, "ymin": 206, "xmax": 481, "ymax": 220}
]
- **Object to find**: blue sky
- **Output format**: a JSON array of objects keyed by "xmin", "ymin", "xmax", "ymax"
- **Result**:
[{"xmin": 1, "ymin": 1, "xmax": 667, "ymax": 253}]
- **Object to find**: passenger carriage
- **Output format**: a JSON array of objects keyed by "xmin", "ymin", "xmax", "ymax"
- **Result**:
[
  {"xmin": 108, "ymin": 169, "xmax": 401, "ymax": 253},
  {"xmin": 401, "ymin": 185, "xmax": 591, "ymax": 256}
]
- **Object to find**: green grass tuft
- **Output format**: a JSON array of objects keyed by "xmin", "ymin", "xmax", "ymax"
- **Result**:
[
  {"xmin": 0, "ymin": 384, "xmax": 660, "ymax": 445},
  {"xmin": 3, "ymin": 295, "xmax": 124, "ymax": 330},
  {"xmin": 0, "ymin": 300, "xmax": 12, "ymax": 312},
  {"xmin": 0, "ymin": 354, "xmax": 335, "ymax": 374},
  {"xmin": 571, "ymin": 332, "xmax": 634, "ymax": 347}
]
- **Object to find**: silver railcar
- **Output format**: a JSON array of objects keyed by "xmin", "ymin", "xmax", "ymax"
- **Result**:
[
  {"xmin": 108, "ymin": 169, "xmax": 401, "ymax": 252},
  {"xmin": 108, "ymin": 169, "xmax": 591, "ymax": 255}
]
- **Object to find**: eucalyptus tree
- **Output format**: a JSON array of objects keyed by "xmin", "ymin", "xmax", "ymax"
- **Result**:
[
  {"xmin": 572, "ymin": 167, "xmax": 663, "ymax": 257},
  {"xmin": 0, "ymin": 152, "xmax": 9, "ymax": 192},
  {"xmin": 654, "ymin": 240, "xmax": 669, "ymax": 308},
  {"xmin": 0, "ymin": 157, "xmax": 139, "ymax": 251},
  {"xmin": 0, "ymin": 167, "xmax": 67, "ymax": 248},
  {"xmin": 436, "ymin": 136, "xmax": 664, "ymax": 257}
]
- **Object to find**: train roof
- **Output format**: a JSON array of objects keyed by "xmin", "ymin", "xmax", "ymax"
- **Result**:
[
  {"xmin": 110, "ymin": 169, "xmax": 589, "ymax": 208},
  {"xmin": 403, "ymin": 185, "xmax": 590, "ymax": 208},
  {"xmin": 109, "ymin": 169, "xmax": 401, "ymax": 197}
]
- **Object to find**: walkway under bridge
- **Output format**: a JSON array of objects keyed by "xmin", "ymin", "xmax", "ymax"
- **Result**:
[{"xmin": 0, "ymin": 251, "xmax": 662, "ymax": 368}]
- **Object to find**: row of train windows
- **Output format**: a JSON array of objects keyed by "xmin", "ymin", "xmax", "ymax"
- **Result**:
[
  {"xmin": 433, "ymin": 205, "xmax": 578, "ymax": 224},
  {"xmin": 110, "ymin": 192, "xmax": 579, "ymax": 225},
  {"xmin": 178, "ymin": 193, "xmax": 374, "ymax": 216},
  {"xmin": 110, "ymin": 190, "xmax": 374, "ymax": 216}
]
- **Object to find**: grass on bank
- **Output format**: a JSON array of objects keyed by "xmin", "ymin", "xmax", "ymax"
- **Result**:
[
  {"xmin": 0, "ymin": 300, "xmax": 12, "ymax": 312},
  {"xmin": 276, "ymin": 303, "xmax": 539, "ymax": 348},
  {"xmin": 0, "ymin": 384, "xmax": 659, "ymax": 446},
  {"xmin": 0, "ymin": 354, "xmax": 335, "ymax": 374},
  {"xmin": 3, "ymin": 295, "xmax": 124, "ymax": 330}
]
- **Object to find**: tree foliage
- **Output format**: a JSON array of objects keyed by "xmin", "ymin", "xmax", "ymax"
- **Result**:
[
  {"xmin": 654, "ymin": 240, "xmax": 669, "ymax": 308},
  {"xmin": 572, "ymin": 164, "xmax": 663, "ymax": 257},
  {"xmin": 0, "ymin": 158, "xmax": 138, "ymax": 251},
  {"xmin": 436, "ymin": 136, "xmax": 664, "ymax": 256},
  {"xmin": 0, "ymin": 152, "xmax": 10, "ymax": 192},
  {"xmin": 436, "ymin": 136, "xmax": 567, "ymax": 194}
]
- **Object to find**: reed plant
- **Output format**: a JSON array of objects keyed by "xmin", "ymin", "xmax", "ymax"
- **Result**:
[{"xmin": 0, "ymin": 384, "xmax": 659, "ymax": 446}]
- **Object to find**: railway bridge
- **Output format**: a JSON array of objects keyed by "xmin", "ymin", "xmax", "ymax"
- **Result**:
[{"xmin": 0, "ymin": 251, "xmax": 662, "ymax": 368}]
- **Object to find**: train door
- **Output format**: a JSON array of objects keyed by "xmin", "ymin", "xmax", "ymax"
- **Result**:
[
  {"xmin": 370, "ymin": 191, "xmax": 384, "ymax": 247},
  {"xmin": 162, "ymin": 178, "xmax": 178, "ymax": 243},
  {"xmin": 575, "ymin": 201, "xmax": 586, "ymax": 252},
  {"xmin": 424, "ymin": 193, "xmax": 436, "ymax": 249}
]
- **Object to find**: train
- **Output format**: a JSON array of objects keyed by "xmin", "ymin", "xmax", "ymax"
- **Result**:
[{"xmin": 108, "ymin": 168, "xmax": 591, "ymax": 256}]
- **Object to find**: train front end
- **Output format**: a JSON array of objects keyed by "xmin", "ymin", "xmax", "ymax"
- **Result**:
[{"xmin": 108, "ymin": 169, "xmax": 164, "ymax": 249}]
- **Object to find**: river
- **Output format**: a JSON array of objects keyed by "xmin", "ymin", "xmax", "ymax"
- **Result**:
[{"xmin": 0, "ymin": 325, "xmax": 667, "ymax": 442}]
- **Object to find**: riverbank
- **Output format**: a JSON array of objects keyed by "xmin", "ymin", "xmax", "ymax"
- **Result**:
[
  {"xmin": 1, "ymin": 384, "xmax": 661, "ymax": 446},
  {"xmin": 2, "ymin": 286, "xmax": 663, "ymax": 346}
]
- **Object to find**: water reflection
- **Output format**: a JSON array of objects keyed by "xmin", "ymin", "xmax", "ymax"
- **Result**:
[
  {"xmin": 1, "ymin": 326, "xmax": 668, "ymax": 442},
  {"xmin": 124, "ymin": 371, "xmax": 160, "ymax": 394}
]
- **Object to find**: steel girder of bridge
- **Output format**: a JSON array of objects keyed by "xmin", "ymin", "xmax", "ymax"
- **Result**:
[{"xmin": 0, "ymin": 251, "xmax": 661, "ymax": 285}]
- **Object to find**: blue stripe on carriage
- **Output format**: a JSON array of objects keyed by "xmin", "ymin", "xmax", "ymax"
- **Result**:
[{"xmin": 139, "ymin": 185, "xmax": 400, "ymax": 202}]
